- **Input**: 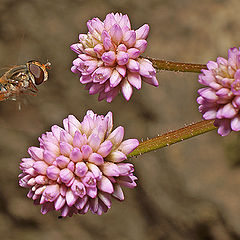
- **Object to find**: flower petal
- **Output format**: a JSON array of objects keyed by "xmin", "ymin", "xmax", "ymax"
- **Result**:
[{"xmin": 97, "ymin": 176, "xmax": 114, "ymax": 194}]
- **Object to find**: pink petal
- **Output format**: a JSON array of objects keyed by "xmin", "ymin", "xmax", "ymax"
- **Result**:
[
  {"xmin": 126, "ymin": 59, "xmax": 140, "ymax": 72},
  {"xmin": 117, "ymin": 175, "xmax": 137, "ymax": 188},
  {"xmin": 82, "ymin": 172, "xmax": 96, "ymax": 188},
  {"xmin": 81, "ymin": 145, "xmax": 93, "ymax": 159},
  {"xmin": 27, "ymin": 178, "xmax": 36, "ymax": 186},
  {"xmin": 112, "ymin": 184, "xmax": 124, "ymax": 200},
  {"xmin": 35, "ymin": 185, "xmax": 46, "ymax": 195},
  {"xmin": 97, "ymin": 176, "xmax": 114, "ymax": 194},
  {"xmin": 70, "ymin": 147, "xmax": 83, "ymax": 162},
  {"xmin": 233, "ymin": 96, "xmax": 240, "ymax": 108},
  {"xmin": 118, "ymin": 14, "xmax": 131, "ymax": 30},
  {"xmin": 98, "ymin": 192, "xmax": 112, "ymax": 208},
  {"xmin": 71, "ymin": 65, "xmax": 80, "ymax": 74},
  {"xmin": 28, "ymin": 147, "xmax": 44, "ymax": 161},
  {"xmin": 97, "ymin": 140, "xmax": 113, "ymax": 157},
  {"xmin": 94, "ymin": 44, "xmax": 105, "ymax": 57},
  {"xmin": 80, "ymin": 75, "xmax": 92, "ymax": 84},
  {"xmin": 51, "ymin": 125, "xmax": 64, "ymax": 141},
  {"xmin": 59, "ymin": 142, "xmax": 72, "ymax": 156},
  {"xmin": 56, "ymin": 155, "xmax": 70, "ymax": 169},
  {"xmin": 104, "ymin": 13, "xmax": 117, "ymax": 31},
  {"xmin": 231, "ymin": 78, "xmax": 240, "ymax": 95},
  {"xmin": 117, "ymin": 44, "xmax": 127, "ymax": 52},
  {"xmin": 199, "ymin": 72, "xmax": 216, "ymax": 86},
  {"xmin": 142, "ymin": 76, "xmax": 159, "ymax": 87},
  {"xmin": 43, "ymin": 184, "xmax": 60, "ymax": 202},
  {"xmin": 33, "ymin": 161, "xmax": 48, "ymax": 175},
  {"xmin": 87, "ymin": 187, "xmax": 98, "ymax": 198},
  {"xmin": 118, "ymin": 139, "xmax": 139, "ymax": 155},
  {"xmin": 20, "ymin": 158, "xmax": 34, "ymax": 169},
  {"xmin": 46, "ymin": 165, "xmax": 60, "ymax": 180},
  {"xmin": 138, "ymin": 58, "xmax": 156, "ymax": 78},
  {"xmin": 87, "ymin": 163, "xmax": 102, "ymax": 180},
  {"xmin": 43, "ymin": 150, "xmax": 56, "ymax": 165},
  {"xmin": 116, "ymin": 51, "xmax": 129, "ymax": 66},
  {"xmin": 101, "ymin": 162, "xmax": 120, "ymax": 177},
  {"xmin": 107, "ymin": 150, "xmax": 127, "ymax": 163},
  {"xmin": 59, "ymin": 168, "xmax": 74, "ymax": 184},
  {"xmin": 75, "ymin": 195, "xmax": 88, "ymax": 210},
  {"xmin": 105, "ymin": 87, "xmax": 120, "ymax": 102},
  {"xmin": 35, "ymin": 175, "xmax": 48, "ymax": 185},
  {"xmin": 88, "ymin": 153, "xmax": 104, "ymax": 165},
  {"xmin": 110, "ymin": 23, "xmax": 123, "ymax": 44},
  {"xmin": 134, "ymin": 39, "xmax": 147, "ymax": 54},
  {"xmin": 107, "ymin": 126, "xmax": 124, "ymax": 147},
  {"xmin": 54, "ymin": 195, "xmax": 66, "ymax": 211},
  {"xmin": 84, "ymin": 48, "xmax": 97, "ymax": 57},
  {"xmin": 96, "ymin": 200, "xmax": 108, "ymax": 215},
  {"xmin": 67, "ymin": 161, "xmax": 75, "ymax": 172},
  {"xmin": 101, "ymin": 51, "xmax": 116, "ymax": 66},
  {"xmin": 231, "ymin": 116, "xmax": 240, "ymax": 131},
  {"xmin": 221, "ymin": 103, "xmax": 238, "ymax": 118},
  {"xmin": 203, "ymin": 109, "xmax": 217, "ymax": 120},
  {"xmin": 88, "ymin": 133, "xmax": 101, "ymax": 151},
  {"xmin": 121, "ymin": 79, "xmax": 133, "ymax": 101},
  {"xmin": 66, "ymin": 190, "xmax": 78, "ymax": 207},
  {"xmin": 117, "ymin": 163, "xmax": 134, "ymax": 175},
  {"xmin": 71, "ymin": 179, "xmax": 86, "ymax": 197},
  {"xmin": 60, "ymin": 205, "xmax": 70, "ymax": 217},
  {"xmin": 199, "ymin": 88, "xmax": 218, "ymax": 102},
  {"xmin": 75, "ymin": 162, "xmax": 88, "ymax": 177},
  {"xmin": 214, "ymin": 119, "xmax": 231, "ymax": 136},
  {"xmin": 109, "ymin": 70, "xmax": 122, "ymax": 88},
  {"xmin": 206, "ymin": 60, "xmax": 218, "ymax": 70},
  {"xmin": 70, "ymin": 43, "xmax": 84, "ymax": 54},
  {"xmin": 123, "ymin": 30, "xmax": 136, "ymax": 48},
  {"xmin": 127, "ymin": 72, "xmax": 142, "ymax": 89},
  {"xmin": 68, "ymin": 115, "xmax": 81, "ymax": 129},
  {"xmin": 127, "ymin": 48, "xmax": 140, "ymax": 59},
  {"xmin": 43, "ymin": 142, "xmax": 60, "ymax": 155},
  {"xmin": 105, "ymin": 111, "xmax": 113, "ymax": 137},
  {"xmin": 215, "ymin": 88, "xmax": 231, "ymax": 98},
  {"xmin": 73, "ymin": 131, "xmax": 87, "ymax": 148},
  {"xmin": 136, "ymin": 24, "xmax": 149, "ymax": 40},
  {"xmin": 92, "ymin": 67, "xmax": 112, "ymax": 83}
]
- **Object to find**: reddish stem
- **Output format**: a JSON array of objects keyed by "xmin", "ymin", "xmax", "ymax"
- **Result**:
[
  {"xmin": 128, "ymin": 120, "xmax": 216, "ymax": 157},
  {"xmin": 147, "ymin": 57, "xmax": 207, "ymax": 73}
]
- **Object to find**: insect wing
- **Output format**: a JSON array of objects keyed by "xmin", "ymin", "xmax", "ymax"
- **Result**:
[{"xmin": 0, "ymin": 83, "xmax": 10, "ymax": 101}]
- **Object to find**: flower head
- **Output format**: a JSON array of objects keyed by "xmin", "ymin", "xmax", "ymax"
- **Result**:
[
  {"xmin": 19, "ymin": 111, "xmax": 139, "ymax": 217},
  {"xmin": 71, "ymin": 12, "xmax": 158, "ymax": 102},
  {"xmin": 197, "ymin": 47, "xmax": 240, "ymax": 136}
]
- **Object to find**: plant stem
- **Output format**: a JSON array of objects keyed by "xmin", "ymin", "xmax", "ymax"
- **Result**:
[
  {"xmin": 147, "ymin": 57, "xmax": 207, "ymax": 73},
  {"xmin": 128, "ymin": 120, "xmax": 216, "ymax": 158}
]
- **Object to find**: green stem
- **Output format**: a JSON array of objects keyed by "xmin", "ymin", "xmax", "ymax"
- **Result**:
[
  {"xmin": 128, "ymin": 120, "xmax": 216, "ymax": 157},
  {"xmin": 147, "ymin": 57, "xmax": 207, "ymax": 73}
]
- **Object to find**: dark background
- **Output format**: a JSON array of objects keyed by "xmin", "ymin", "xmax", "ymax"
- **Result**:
[{"xmin": 0, "ymin": 0, "xmax": 240, "ymax": 239}]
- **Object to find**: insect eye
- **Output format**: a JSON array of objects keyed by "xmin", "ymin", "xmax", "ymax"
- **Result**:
[{"xmin": 29, "ymin": 63, "xmax": 44, "ymax": 85}]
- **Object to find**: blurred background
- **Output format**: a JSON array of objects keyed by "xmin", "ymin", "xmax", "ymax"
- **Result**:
[{"xmin": 0, "ymin": 0, "xmax": 240, "ymax": 239}]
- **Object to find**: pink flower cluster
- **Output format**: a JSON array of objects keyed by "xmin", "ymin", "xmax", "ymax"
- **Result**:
[
  {"xmin": 197, "ymin": 47, "xmax": 240, "ymax": 136},
  {"xmin": 19, "ymin": 111, "xmax": 139, "ymax": 217},
  {"xmin": 71, "ymin": 13, "xmax": 158, "ymax": 102}
]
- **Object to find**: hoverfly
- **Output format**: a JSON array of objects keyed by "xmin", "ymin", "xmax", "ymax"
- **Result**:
[{"xmin": 0, "ymin": 60, "xmax": 51, "ymax": 101}]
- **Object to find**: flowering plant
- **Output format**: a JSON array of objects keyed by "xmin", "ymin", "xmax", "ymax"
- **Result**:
[
  {"xmin": 71, "ymin": 13, "xmax": 158, "ymax": 102},
  {"xmin": 197, "ymin": 47, "xmax": 240, "ymax": 136},
  {"xmin": 19, "ymin": 111, "xmax": 138, "ymax": 217},
  {"xmin": 16, "ymin": 12, "xmax": 240, "ymax": 217}
]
